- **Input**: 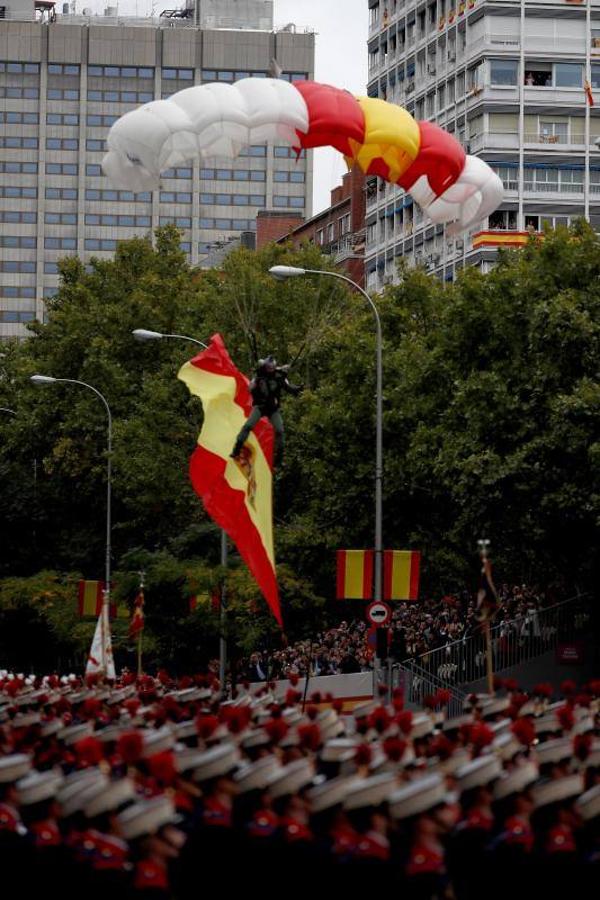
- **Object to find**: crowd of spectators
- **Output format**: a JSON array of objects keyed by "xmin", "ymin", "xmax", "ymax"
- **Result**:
[{"xmin": 240, "ymin": 583, "xmax": 560, "ymax": 684}]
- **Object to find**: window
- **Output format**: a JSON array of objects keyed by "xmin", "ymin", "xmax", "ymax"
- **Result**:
[
  {"xmin": 45, "ymin": 212, "xmax": 77, "ymax": 224},
  {"xmin": 489, "ymin": 209, "xmax": 517, "ymax": 231},
  {"xmin": 0, "ymin": 111, "xmax": 37, "ymax": 124},
  {"xmin": 88, "ymin": 65, "xmax": 154, "ymax": 78},
  {"xmin": 159, "ymin": 216, "xmax": 192, "ymax": 227},
  {"xmin": 0, "ymin": 311, "xmax": 36, "ymax": 323},
  {"xmin": 47, "ymin": 88, "xmax": 79, "ymax": 100},
  {"xmin": 46, "ymin": 138, "xmax": 79, "ymax": 150},
  {"xmin": 492, "ymin": 165, "xmax": 518, "ymax": 190},
  {"xmin": 48, "ymin": 63, "xmax": 80, "ymax": 75},
  {"xmin": 44, "ymin": 262, "xmax": 59, "ymax": 274},
  {"xmin": 0, "ymin": 61, "xmax": 39, "ymax": 73},
  {"xmin": 554, "ymin": 63, "xmax": 582, "ymax": 88},
  {"xmin": 45, "ymin": 188, "xmax": 77, "ymax": 200},
  {"xmin": 0, "ymin": 186, "xmax": 37, "ymax": 198},
  {"xmin": 85, "ymin": 214, "xmax": 151, "ymax": 226},
  {"xmin": 47, "ymin": 113, "xmax": 79, "ymax": 125},
  {"xmin": 162, "ymin": 167, "xmax": 193, "ymax": 179},
  {"xmin": 0, "ymin": 161, "xmax": 37, "ymax": 174},
  {"xmin": 339, "ymin": 213, "xmax": 351, "ymax": 236},
  {"xmin": 87, "ymin": 90, "xmax": 154, "ymax": 103},
  {"xmin": 159, "ymin": 191, "xmax": 192, "ymax": 203},
  {"xmin": 0, "ymin": 137, "xmax": 38, "ymax": 149},
  {"xmin": 0, "ymin": 236, "xmax": 36, "ymax": 248},
  {"xmin": 0, "ymin": 84, "xmax": 38, "ymax": 99},
  {"xmin": 0, "ymin": 261, "xmax": 36, "ymax": 273},
  {"xmin": 162, "ymin": 68, "xmax": 194, "ymax": 80},
  {"xmin": 240, "ymin": 145, "xmax": 267, "ymax": 157},
  {"xmin": 84, "ymin": 189, "xmax": 151, "ymax": 202},
  {"xmin": 45, "ymin": 237, "xmax": 76, "ymax": 250},
  {"xmin": 46, "ymin": 163, "xmax": 78, "ymax": 175},
  {"xmin": 86, "ymin": 164, "xmax": 102, "ymax": 176},
  {"xmin": 490, "ymin": 59, "xmax": 518, "ymax": 87},
  {"xmin": 539, "ymin": 121, "xmax": 568, "ymax": 143},
  {"xmin": 1, "ymin": 286, "xmax": 36, "ymax": 298},
  {"xmin": 87, "ymin": 114, "xmax": 119, "ymax": 127},
  {"xmin": 328, "ymin": 223, "xmax": 335, "ymax": 242},
  {"xmin": 85, "ymin": 239, "xmax": 118, "ymax": 251},
  {"xmin": 86, "ymin": 139, "xmax": 105, "ymax": 151},
  {"xmin": 0, "ymin": 211, "xmax": 36, "ymax": 223}
]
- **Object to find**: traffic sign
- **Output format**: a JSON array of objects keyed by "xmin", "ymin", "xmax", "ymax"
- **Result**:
[{"xmin": 366, "ymin": 600, "xmax": 392, "ymax": 627}]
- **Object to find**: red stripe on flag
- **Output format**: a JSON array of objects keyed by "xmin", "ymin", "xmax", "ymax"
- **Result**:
[
  {"xmin": 336, "ymin": 550, "xmax": 347, "ymax": 600},
  {"xmin": 363, "ymin": 550, "xmax": 374, "ymax": 601},
  {"xmin": 189, "ymin": 334, "xmax": 274, "ymax": 468},
  {"xmin": 382, "ymin": 550, "xmax": 393, "ymax": 602},
  {"xmin": 409, "ymin": 551, "xmax": 421, "ymax": 601},
  {"xmin": 189, "ymin": 445, "xmax": 281, "ymax": 625}
]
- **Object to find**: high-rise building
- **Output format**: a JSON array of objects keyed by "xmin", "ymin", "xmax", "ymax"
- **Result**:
[
  {"xmin": 365, "ymin": 0, "xmax": 600, "ymax": 291},
  {"xmin": 0, "ymin": 0, "xmax": 314, "ymax": 337}
]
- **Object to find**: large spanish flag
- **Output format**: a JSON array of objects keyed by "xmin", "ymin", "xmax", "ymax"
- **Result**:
[
  {"xmin": 178, "ymin": 335, "xmax": 282, "ymax": 626},
  {"xmin": 336, "ymin": 550, "xmax": 374, "ymax": 600},
  {"xmin": 383, "ymin": 550, "xmax": 421, "ymax": 601}
]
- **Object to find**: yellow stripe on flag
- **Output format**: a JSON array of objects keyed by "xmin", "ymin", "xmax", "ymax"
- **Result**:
[
  {"xmin": 383, "ymin": 550, "xmax": 421, "ymax": 601},
  {"xmin": 178, "ymin": 364, "xmax": 275, "ymax": 569},
  {"xmin": 336, "ymin": 550, "xmax": 373, "ymax": 599}
]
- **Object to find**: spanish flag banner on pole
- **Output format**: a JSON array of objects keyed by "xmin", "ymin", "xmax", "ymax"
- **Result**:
[
  {"xmin": 78, "ymin": 580, "xmax": 104, "ymax": 617},
  {"xmin": 383, "ymin": 550, "xmax": 421, "ymax": 601},
  {"xmin": 178, "ymin": 335, "xmax": 282, "ymax": 626},
  {"xmin": 129, "ymin": 588, "xmax": 145, "ymax": 639},
  {"xmin": 336, "ymin": 550, "xmax": 374, "ymax": 600}
]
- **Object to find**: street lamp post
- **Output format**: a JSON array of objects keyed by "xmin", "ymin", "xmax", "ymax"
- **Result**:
[
  {"xmin": 30, "ymin": 374, "xmax": 114, "ymax": 674},
  {"xmin": 269, "ymin": 266, "xmax": 384, "ymax": 607},
  {"xmin": 0, "ymin": 408, "xmax": 16, "ymax": 416},
  {"xmin": 132, "ymin": 329, "xmax": 228, "ymax": 692}
]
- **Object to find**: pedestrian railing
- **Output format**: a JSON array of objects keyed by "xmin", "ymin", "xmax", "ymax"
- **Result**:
[{"xmin": 400, "ymin": 593, "xmax": 590, "ymax": 690}]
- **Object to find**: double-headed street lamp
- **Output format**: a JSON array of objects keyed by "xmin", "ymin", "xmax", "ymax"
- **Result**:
[
  {"xmin": 269, "ymin": 265, "xmax": 385, "ymax": 607},
  {"xmin": 132, "ymin": 329, "xmax": 228, "ymax": 691},
  {"xmin": 30, "ymin": 374, "xmax": 113, "ymax": 674}
]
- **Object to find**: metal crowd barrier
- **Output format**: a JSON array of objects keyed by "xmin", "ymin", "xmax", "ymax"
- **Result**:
[{"xmin": 399, "ymin": 593, "xmax": 590, "ymax": 691}]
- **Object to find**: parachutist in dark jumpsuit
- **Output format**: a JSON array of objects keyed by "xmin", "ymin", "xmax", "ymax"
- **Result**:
[{"xmin": 230, "ymin": 356, "xmax": 303, "ymax": 467}]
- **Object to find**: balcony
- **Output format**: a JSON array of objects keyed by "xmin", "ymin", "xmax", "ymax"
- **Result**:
[
  {"xmin": 524, "ymin": 131, "xmax": 586, "ymax": 147},
  {"xmin": 523, "ymin": 181, "xmax": 584, "ymax": 196},
  {"xmin": 325, "ymin": 233, "xmax": 366, "ymax": 264},
  {"xmin": 468, "ymin": 131, "xmax": 520, "ymax": 152}
]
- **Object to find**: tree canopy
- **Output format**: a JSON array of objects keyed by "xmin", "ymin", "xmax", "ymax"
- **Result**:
[{"xmin": 1, "ymin": 222, "xmax": 599, "ymax": 670}]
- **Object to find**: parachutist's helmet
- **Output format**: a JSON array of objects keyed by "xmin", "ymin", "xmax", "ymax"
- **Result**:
[{"xmin": 260, "ymin": 356, "xmax": 277, "ymax": 373}]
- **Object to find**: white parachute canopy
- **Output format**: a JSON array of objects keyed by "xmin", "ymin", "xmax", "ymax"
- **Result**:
[{"xmin": 103, "ymin": 78, "xmax": 309, "ymax": 192}]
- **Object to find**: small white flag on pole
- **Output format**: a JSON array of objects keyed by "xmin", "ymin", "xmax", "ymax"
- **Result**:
[{"xmin": 85, "ymin": 605, "xmax": 115, "ymax": 679}]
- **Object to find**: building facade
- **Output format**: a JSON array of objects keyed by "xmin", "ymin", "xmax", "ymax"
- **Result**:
[
  {"xmin": 365, "ymin": 0, "xmax": 600, "ymax": 291},
  {"xmin": 0, "ymin": 0, "xmax": 314, "ymax": 337},
  {"xmin": 256, "ymin": 167, "xmax": 366, "ymax": 286}
]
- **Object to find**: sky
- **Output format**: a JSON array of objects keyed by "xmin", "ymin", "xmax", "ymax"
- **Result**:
[
  {"xmin": 273, "ymin": 1, "xmax": 368, "ymax": 213},
  {"xmin": 82, "ymin": 0, "xmax": 368, "ymax": 214}
]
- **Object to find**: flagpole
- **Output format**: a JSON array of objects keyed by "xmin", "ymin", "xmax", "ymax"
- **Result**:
[
  {"xmin": 477, "ymin": 539, "xmax": 496, "ymax": 697},
  {"xmin": 137, "ymin": 569, "xmax": 145, "ymax": 676},
  {"xmin": 30, "ymin": 374, "xmax": 114, "ymax": 679}
]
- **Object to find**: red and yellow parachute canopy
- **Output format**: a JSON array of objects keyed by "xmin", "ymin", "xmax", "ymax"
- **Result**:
[{"xmin": 103, "ymin": 78, "xmax": 503, "ymax": 233}]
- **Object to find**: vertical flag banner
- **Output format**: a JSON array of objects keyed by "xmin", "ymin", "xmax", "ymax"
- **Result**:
[
  {"xmin": 383, "ymin": 550, "xmax": 421, "ymax": 601},
  {"xmin": 78, "ymin": 580, "xmax": 125, "ymax": 620},
  {"xmin": 129, "ymin": 587, "xmax": 145, "ymax": 640},
  {"xmin": 178, "ymin": 334, "xmax": 281, "ymax": 626},
  {"xmin": 85, "ymin": 606, "xmax": 116, "ymax": 679},
  {"xmin": 336, "ymin": 550, "xmax": 374, "ymax": 600},
  {"xmin": 78, "ymin": 580, "xmax": 104, "ymax": 617},
  {"xmin": 189, "ymin": 592, "xmax": 220, "ymax": 613}
]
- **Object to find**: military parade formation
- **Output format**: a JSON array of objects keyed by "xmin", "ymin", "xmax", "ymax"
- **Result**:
[{"xmin": 0, "ymin": 671, "xmax": 599, "ymax": 898}]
